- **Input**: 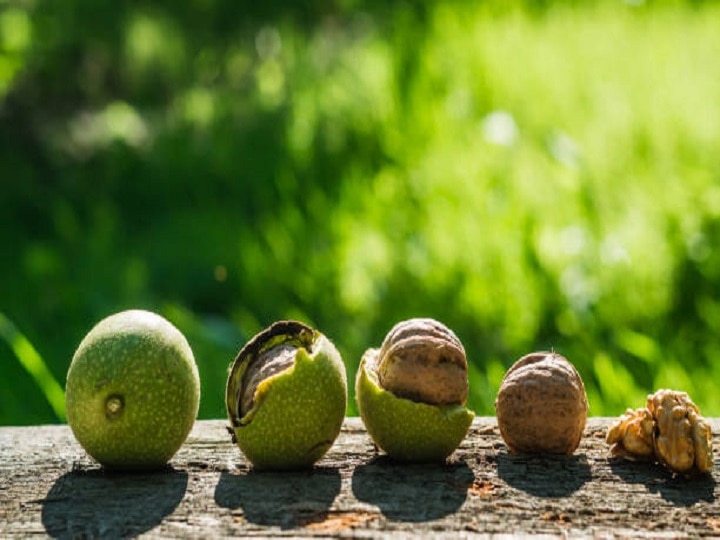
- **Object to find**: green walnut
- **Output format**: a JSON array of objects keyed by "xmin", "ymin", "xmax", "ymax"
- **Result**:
[
  {"xmin": 65, "ymin": 310, "xmax": 200, "ymax": 470},
  {"xmin": 355, "ymin": 318, "xmax": 474, "ymax": 462},
  {"xmin": 226, "ymin": 320, "xmax": 347, "ymax": 470}
]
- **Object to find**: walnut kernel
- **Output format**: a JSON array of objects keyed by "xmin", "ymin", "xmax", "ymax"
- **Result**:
[
  {"xmin": 605, "ymin": 407, "xmax": 654, "ymax": 460},
  {"xmin": 606, "ymin": 389, "xmax": 713, "ymax": 475}
]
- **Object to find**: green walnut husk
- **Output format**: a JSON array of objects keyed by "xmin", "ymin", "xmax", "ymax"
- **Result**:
[
  {"xmin": 66, "ymin": 310, "xmax": 200, "ymax": 470},
  {"xmin": 355, "ymin": 322, "xmax": 474, "ymax": 462},
  {"xmin": 226, "ymin": 320, "xmax": 347, "ymax": 470}
]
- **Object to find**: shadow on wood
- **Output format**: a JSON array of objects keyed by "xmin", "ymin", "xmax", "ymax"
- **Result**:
[
  {"xmin": 608, "ymin": 458, "xmax": 716, "ymax": 507},
  {"xmin": 3, "ymin": 419, "xmax": 719, "ymax": 537},
  {"xmin": 214, "ymin": 467, "xmax": 341, "ymax": 529},
  {"xmin": 41, "ymin": 468, "xmax": 187, "ymax": 538},
  {"xmin": 496, "ymin": 451, "xmax": 591, "ymax": 498},
  {"xmin": 351, "ymin": 456, "xmax": 473, "ymax": 522}
]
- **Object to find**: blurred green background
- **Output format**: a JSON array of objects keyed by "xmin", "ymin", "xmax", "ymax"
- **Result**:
[{"xmin": 2, "ymin": 0, "xmax": 720, "ymax": 425}]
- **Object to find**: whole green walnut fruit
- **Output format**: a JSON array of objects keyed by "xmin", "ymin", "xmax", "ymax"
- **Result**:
[
  {"xmin": 355, "ymin": 318, "xmax": 474, "ymax": 462},
  {"xmin": 226, "ymin": 320, "xmax": 347, "ymax": 470},
  {"xmin": 65, "ymin": 310, "xmax": 200, "ymax": 470}
]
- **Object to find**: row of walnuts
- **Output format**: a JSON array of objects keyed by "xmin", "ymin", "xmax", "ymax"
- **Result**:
[
  {"xmin": 495, "ymin": 351, "xmax": 714, "ymax": 476},
  {"xmin": 223, "ymin": 316, "xmax": 713, "ymax": 475},
  {"xmin": 64, "ymin": 311, "xmax": 713, "ymax": 474},
  {"xmin": 225, "ymin": 316, "xmax": 713, "ymax": 476},
  {"xmin": 352, "ymin": 318, "xmax": 714, "ymax": 476}
]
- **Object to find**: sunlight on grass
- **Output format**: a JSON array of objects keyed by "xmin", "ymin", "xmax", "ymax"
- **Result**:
[
  {"xmin": 3, "ymin": 1, "xmax": 720, "ymax": 423},
  {"xmin": 593, "ymin": 351, "xmax": 645, "ymax": 415},
  {"xmin": 0, "ymin": 312, "xmax": 66, "ymax": 422},
  {"xmin": 0, "ymin": 8, "xmax": 31, "ymax": 52}
]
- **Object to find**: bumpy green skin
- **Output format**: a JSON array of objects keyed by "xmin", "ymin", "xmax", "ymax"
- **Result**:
[
  {"xmin": 65, "ymin": 310, "xmax": 200, "ymax": 470},
  {"xmin": 227, "ymin": 330, "xmax": 347, "ymax": 470},
  {"xmin": 356, "ymin": 353, "xmax": 474, "ymax": 462}
]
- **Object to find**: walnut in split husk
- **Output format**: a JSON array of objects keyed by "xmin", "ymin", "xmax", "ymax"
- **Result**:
[
  {"xmin": 495, "ymin": 351, "xmax": 588, "ymax": 455},
  {"xmin": 355, "ymin": 318, "xmax": 474, "ymax": 462},
  {"xmin": 225, "ymin": 320, "xmax": 347, "ymax": 470},
  {"xmin": 606, "ymin": 389, "xmax": 713, "ymax": 475}
]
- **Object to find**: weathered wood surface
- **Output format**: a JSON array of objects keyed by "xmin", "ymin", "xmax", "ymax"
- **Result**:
[{"xmin": 2, "ymin": 417, "xmax": 720, "ymax": 538}]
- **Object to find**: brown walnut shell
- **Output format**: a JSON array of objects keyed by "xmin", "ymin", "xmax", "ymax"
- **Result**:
[
  {"xmin": 495, "ymin": 351, "xmax": 588, "ymax": 455},
  {"xmin": 377, "ymin": 318, "xmax": 468, "ymax": 406}
]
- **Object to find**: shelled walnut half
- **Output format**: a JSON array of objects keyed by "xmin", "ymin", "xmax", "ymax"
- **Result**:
[{"xmin": 606, "ymin": 389, "xmax": 714, "ymax": 475}]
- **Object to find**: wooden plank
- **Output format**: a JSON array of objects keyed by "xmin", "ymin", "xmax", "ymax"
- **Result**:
[{"xmin": 1, "ymin": 418, "xmax": 719, "ymax": 538}]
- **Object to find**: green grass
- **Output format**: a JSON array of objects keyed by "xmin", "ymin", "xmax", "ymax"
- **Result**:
[
  {"xmin": 2, "ymin": 1, "xmax": 720, "ymax": 424},
  {"xmin": 0, "ymin": 312, "xmax": 66, "ymax": 421},
  {"xmin": 316, "ymin": 2, "xmax": 720, "ymax": 415}
]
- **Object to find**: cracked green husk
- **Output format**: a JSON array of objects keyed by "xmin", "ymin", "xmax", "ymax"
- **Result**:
[
  {"xmin": 355, "ymin": 350, "xmax": 474, "ymax": 462},
  {"xmin": 226, "ymin": 321, "xmax": 347, "ymax": 470}
]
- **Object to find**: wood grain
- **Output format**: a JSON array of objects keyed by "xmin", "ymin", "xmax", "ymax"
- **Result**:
[{"xmin": 2, "ymin": 418, "xmax": 719, "ymax": 538}]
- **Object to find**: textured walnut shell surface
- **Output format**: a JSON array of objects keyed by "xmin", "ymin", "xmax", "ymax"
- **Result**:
[
  {"xmin": 495, "ymin": 352, "xmax": 588, "ymax": 455},
  {"xmin": 240, "ymin": 344, "xmax": 297, "ymax": 417},
  {"xmin": 377, "ymin": 318, "xmax": 468, "ymax": 406}
]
